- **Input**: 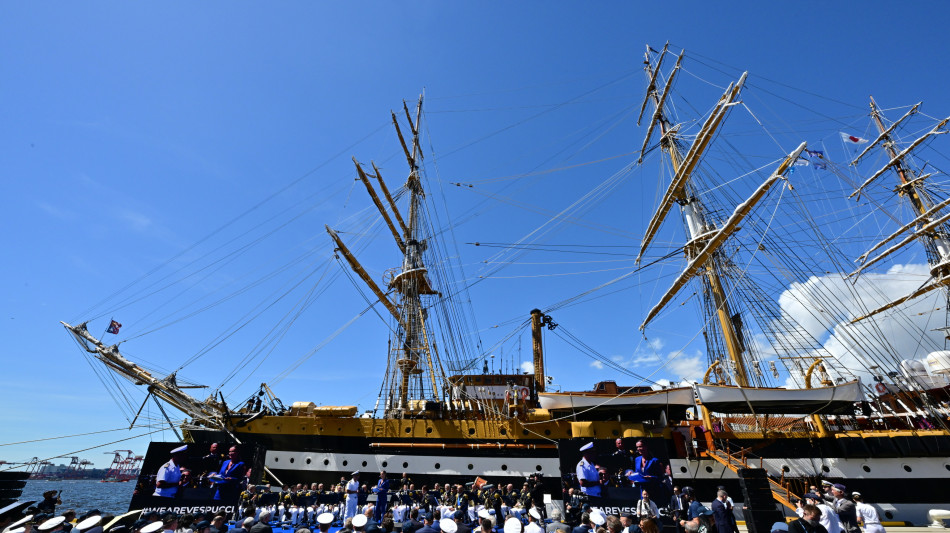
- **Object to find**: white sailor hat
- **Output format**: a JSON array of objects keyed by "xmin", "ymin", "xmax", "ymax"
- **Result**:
[
  {"xmin": 317, "ymin": 513, "xmax": 334, "ymax": 526},
  {"xmin": 851, "ymin": 491, "xmax": 861, "ymax": 497},
  {"xmin": 76, "ymin": 516, "xmax": 103, "ymax": 532},
  {"xmin": 529, "ymin": 509, "xmax": 541, "ymax": 521},
  {"xmin": 820, "ymin": 480, "xmax": 832, "ymax": 486},
  {"xmin": 6, "ymin": 528, "xmax": 25, "ymax": 533},
  {"xmin": 503, "ymin": 518, "xmax": 522, "ymax": 533},
  {"xmin": 351, "ymin": 515, "xmax": 367, "ymax": 528},
  {"xmin": 6, "ymin": 515, "xmax": 33, "ymax": 531},
  {"xmin": 37, "ymin": 517, "xmax": 66, "ymax": 532},
  {"xmin": 477, "ymin": 509, "xmax": 491, "ymax": 520},
  {"xmin": 440, "ymin": 519, "xmax": 458, "ymax": 533},
  {"xmin": 579, "ymin": 442, "xmax": 594, "ymax": 452},
  {"xmin": 140, "ymin": 522, "xmax": 163, "ymax": 533},
  {"xmin": 351, "ymin": 471, "xmax": 360, "ymax": 477},
  {"xmin": 590, "ymin": 510, "xmax": 606, "ymax": 526},
  {"xmin": 170, "ymin": 445, "xmax": 188, "ymax": 454}
]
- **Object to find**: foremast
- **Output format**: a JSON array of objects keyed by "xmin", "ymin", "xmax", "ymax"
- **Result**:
[
  {"xmin": 848, "ymin": 100, "xmax": 950, "ymax": 323},
  {"xmin": 636, "ymin": 44, "xmax": 805, "ymax": 388},
  {"xmin": 327, "ymin": 94, "xmax": 455, "ymax": 418}
]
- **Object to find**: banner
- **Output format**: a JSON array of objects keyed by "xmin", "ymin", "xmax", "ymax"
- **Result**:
[{"xmin": 129, "ymin": 440, "xmax": 265, "ymax": 514}]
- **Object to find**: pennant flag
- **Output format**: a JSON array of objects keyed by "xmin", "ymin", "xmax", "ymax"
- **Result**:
[
  {"xmin": 840, "ymin": 132, "xmax": 869, "ymax": 144},
  {"xmin": 107, "ymin": 319, "xmax": 122, "ymax": 335},
  {"xmin": 793, "ymin": 157, "xmax": 809, "ymax": 167},
  {"xmin": 805, "ymin": 149, "xmax": 824, "ymax": 159}
]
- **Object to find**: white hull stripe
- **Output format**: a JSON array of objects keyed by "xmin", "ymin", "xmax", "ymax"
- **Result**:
[
  {"xmin": 670, "ymin": 456, "xmax": 950, "ymax": 479},
  {"xmin": 266, "ymin": 450, "xmax": 560, "ymax": 477}
]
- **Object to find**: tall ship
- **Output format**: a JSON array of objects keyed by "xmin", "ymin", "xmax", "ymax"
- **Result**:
[{"xmin": 64, "ymin": 44, "xmax": 950, "ymax": 525}]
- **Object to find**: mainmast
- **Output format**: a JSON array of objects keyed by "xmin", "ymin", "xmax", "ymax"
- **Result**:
[
  {"xmin": 637, "ymin": 44, "xmax": 805, "ymax": 387},
  {"xmin": 328, "ymin": 94, "xmax": 446, "ymax": 417}
]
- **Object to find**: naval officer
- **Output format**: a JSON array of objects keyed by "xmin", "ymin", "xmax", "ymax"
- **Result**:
[
  {"xmin": 154, "ymin": 445, "xmax": 188, "ymax": 497},
  {"xmin": 575, "ymin": 443, "xmax": 602, "ymax": 498},
  {"xmin": 345, "ymin": 471, "xmax": 361, "ymax": 521}
]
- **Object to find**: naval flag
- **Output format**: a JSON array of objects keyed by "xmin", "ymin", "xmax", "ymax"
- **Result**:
[
  {"xmin": 840, "ymin": 132, "xmax": 869, "ymax": 144},
  {"xmin": 107, "ymin": 319, "xmax": 122, "ymax": 335}
]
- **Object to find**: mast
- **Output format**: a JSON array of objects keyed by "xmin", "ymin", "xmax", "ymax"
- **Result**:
[
  {"xmin": 328, "ymin": 93, "xmax": 447, "ymax": 417},
  {"xmin": 638, "ymin": 46, "xmax": 752, "ymax": 387}
]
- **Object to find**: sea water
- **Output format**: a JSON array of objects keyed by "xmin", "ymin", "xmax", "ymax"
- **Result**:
[{"xmin": 19, "ymin": 479, "xmax": 134, "ymax": 516}]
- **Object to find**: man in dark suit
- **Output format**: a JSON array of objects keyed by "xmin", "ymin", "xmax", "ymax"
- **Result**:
[
  {"xmin": 403, "ymin": 508, "xmax": 423, "ymax": 533},
  {"xmin": 249, "ymin": 511, "xmax": 273, "ymax": 533},
  {"xmin": 571, "ymin": 513, "xmax": 591, "ymax": 533},
  {"xmin": 711, "ymin": 491, "xmax": 737, "ymax": 533}
]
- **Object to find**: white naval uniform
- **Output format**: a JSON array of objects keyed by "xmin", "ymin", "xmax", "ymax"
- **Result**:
[
  {"xmin": 345, "ymin": 480, "xmax": 360, "ymax": 520},
  {"xmin": 153, "ymin": 459, "xmax": 182, "ymax": 497},
  {"xmin": 856, "ymin": 503, "xmax": 885, "ymax": 533},
  {"xmin": 576, "ymin": 457, "xmax": 601, "ymax": 497},
  {"xmin": 525, "ymin": 522, "xmax": 544, "ymax": 533}
]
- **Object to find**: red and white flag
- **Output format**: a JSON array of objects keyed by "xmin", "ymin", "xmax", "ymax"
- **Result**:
[{"xmin": 840, "ymin": 132, "xmax": 869, "ymax": 144}]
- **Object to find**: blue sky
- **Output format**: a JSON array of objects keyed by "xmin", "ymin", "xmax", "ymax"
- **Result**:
[{"xmin": 4, "ymin": 2, "xmax": 950, "ymax": 468}]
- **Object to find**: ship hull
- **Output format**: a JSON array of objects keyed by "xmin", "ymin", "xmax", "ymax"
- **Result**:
[{"xmin": 187, "ymin": 426, "xmax": 950, "ymax": 525}]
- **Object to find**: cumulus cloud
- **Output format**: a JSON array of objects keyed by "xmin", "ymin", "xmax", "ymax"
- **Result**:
[
  {"xmin": 521, "ymin": 361, "xmax": 535, "ymax": 373},
  {"xmin": 589, "ymin": 361, "xmax": 604, "ymax": 370}
]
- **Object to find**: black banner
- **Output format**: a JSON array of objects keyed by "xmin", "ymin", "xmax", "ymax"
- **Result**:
[{"xmin": 129, "ymin": 440, "xmax": 264, "ymax": 513}]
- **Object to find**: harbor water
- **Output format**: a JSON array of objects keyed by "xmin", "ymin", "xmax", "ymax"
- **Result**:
[{"xmin": 19, "ymin": 479, "xmax": 134, "ymax": 516}]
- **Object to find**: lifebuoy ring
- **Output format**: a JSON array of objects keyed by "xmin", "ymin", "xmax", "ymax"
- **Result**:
[
  {"xmin": 521, "ymin": 387, "xmax": 530, "ymax": 401},
  {"xmin": 875, "ymin": 382, "xmax": 887, "ymax": 394}
]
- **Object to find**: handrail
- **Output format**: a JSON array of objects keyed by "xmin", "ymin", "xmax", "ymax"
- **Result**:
[{"xmin": 705, "ymin": 448, "xmax": 799, "ymax": 511}]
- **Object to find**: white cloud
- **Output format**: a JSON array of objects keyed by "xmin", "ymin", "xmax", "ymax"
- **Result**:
[
  {"xmin": 521, "ymin": 361, "xmax": 535, "ymax": 373},
  {"xmin": 667, "ymin": 350, "xmax": 706, "ymax": 382},
  {"xmin": 589, "ymin": 361, "xmax": 604, "ymax": 370}
]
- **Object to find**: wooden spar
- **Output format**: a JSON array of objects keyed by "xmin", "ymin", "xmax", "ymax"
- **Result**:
[
  {"xmin": 850, "ymin": 278, "xmax": 947, "ymax": 324},
  {"xmin": 354, "ymin": 159, "xmax": 405, "ymax": 252},
  {"xmin": 372, "ymin": 161, "xmax": 409, "ymax": 238},
  {"xmin": 849, "ymin": 117, "xmax": 950, "ymax": 199},
  {"xmin": 326, "ymin": 225, "xmax": 401, "ymax": 322},
  {"xmin": 392, "ymin": 111, "xmax": 415, "ymax": 170},
  {"xmin": 898, "ymin": 172, "xmax": 934, "ymax": 193},
  {"xmin": 850, "ymin": 102, "xmax": 921, "ymax": 166},
  {"xmin": 637, "ymin": 42, "xmax": 669, "ymax": 126},
  {"xmin": 856, "ymin": 194, "xmax": 950, "ymax": 263},
  {"xmin": 636, "ymin": 74, "xmax": 747, "ymax": 263},
  {"xmin": 640, "ymin": 142, "xmax": 806, "ymax": 331},
  {"xmin": 848, "ymin": 209, "xmax": 950, "ymax": 278},
  {"xmin": 530, "ymin": 309, "xmax": 546, "ymax": 393},
  {"xmin": 638, "ymin": 51, "xmax": 684, "ymax": 163},
  {"xmin": 61, "ymin": 321, "xmax": 225, "ymax": 424}
]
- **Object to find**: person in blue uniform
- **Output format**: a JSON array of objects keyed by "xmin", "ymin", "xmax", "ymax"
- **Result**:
[
  {"xmin": 631, "ymin": 440, "xmax": 666, "ymax": 502},
  {"xmin": 154, "ymin": 445, "xmax": 188, "ymax": 497},
  {"xmin": 373, "ymin": 471, "xmax": 390, "ymax": 522},
  {"xmin": 212, "ymin": 446, "xmax": 247, "ymax": 502}
]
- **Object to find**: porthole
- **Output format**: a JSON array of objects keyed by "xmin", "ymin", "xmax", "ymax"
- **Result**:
[
  {"xmin": 274, "ymin": 457, "xmax": 279, "ymax": 462},
  {"xmin": 862, "ymin": 465, "xmax": 870, "ymax": 473},
  {"xmin": 679, "ymin": 466, "xmax": 687, "ymax": 474},
  {"xmin": 501, "ymin": 464, "xmax": 508, "ymax": 471},
  {"xmin": 290, "ymin": 458, "xmax": 295, "ymax": 464},
  {"xmin": 426, "ymin": 427, "xmax": 433, "ymax": 434},
  {"xmin": 536, "ymin": 465, "xmax": 543, "ymax": 471},
  {"xmin": 324, "ymin": 459, "xmax": 330, "ymax": 466},
  {"xmin": 902, "ymin": 464, "xmax": 912, "ymax": 472},
  {"xmin": 884, "ymin": 511, "xmax": 894, "ymax": 520},
  {"xmin": 382, "ymin": 461, "xmax": 388, "ymax": 468},
  {"xmin": 306, "ymin": 458, "xmax": 312, "ymax": 465},
  {"xmin": 469, "ymin": 428, "xmax": 476, "ymax": 436},
  {"xmin": 362, "ymin": 461, "xmax": 368, "ymax": 467},
  {"xmin": 500, "ymin": 428, "xmax": 507, "ymax": 435},
  {"xmin": 403, "ymin": 462, "xmax": 409, "ymax": 468},
  {"xmin": 544, "ymin": 429, "xmax": 551, "ymax": 436},
  {"xmin": 945, "ymin": 464, "xmax": 950, "ymax": 472},
  {"xmin": 782, "ymin": 465, "xmax": 789, "ymax": 473},
  {"xmin": 821, "ymin": 465, "xmax": 830, "ymax": 473},
  {"xmin": 343, "ymin": 460, "xmax": 348, "ymax": 467},
  {"xmin": 405, "ymin": 427, "xmax": 412, "ymax": 434},
  {"xmin": 435, "ymin": 463, "xmax": 441, "ymax": 469},
  {"xmin": 612, "ymin": 430, "xmax": 619, "ymax": 436},
  {"xmin": 468, "ymin": 464, "xmax": 474, "ymax": 471},
  {"xmin": 705, "ymin": 466, "xmax": 713, "ymax": 473}
]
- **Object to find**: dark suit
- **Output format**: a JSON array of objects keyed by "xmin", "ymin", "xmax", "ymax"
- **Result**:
[
  {"xmin": 711, "ymin": 500, "xmax": 736, "ymax": 533},
  {"xmin": 417, "ymin": 525, "xmax": 440, "ymax": 533},
  {"xmin": 249, "ymin": 522, "xmax": 273, "ymax": 533},
  {"xmin": 571, "ymin": 525, "xmax": 591, "ymax": 533},
  {"xmin": 403, "ymin": 520, "xmax": 423, "ymax": 533}
]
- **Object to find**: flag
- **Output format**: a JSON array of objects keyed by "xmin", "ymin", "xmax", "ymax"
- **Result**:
[
  {"xmin": 793, "ymin": 157, "xmax": 809, "ymax": 167},
  {"xmin": 806, "ymin": 149, "xmax": 827, "ymax": 170},
  {"xmin": 473, "ymin": 476, "xmax": 488, "ymax": 489},
  {"xmin": 840, "ymin": 132, "xmax": 869, "ymax": 144},
  {"xmin": 107, "ymin": 320, "xmax": 122, "ymax": 335}
]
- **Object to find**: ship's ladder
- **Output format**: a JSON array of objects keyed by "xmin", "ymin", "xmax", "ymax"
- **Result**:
[{"xmin": 705, "ymin": 447, "xmax": 800, "ymax": 511}]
